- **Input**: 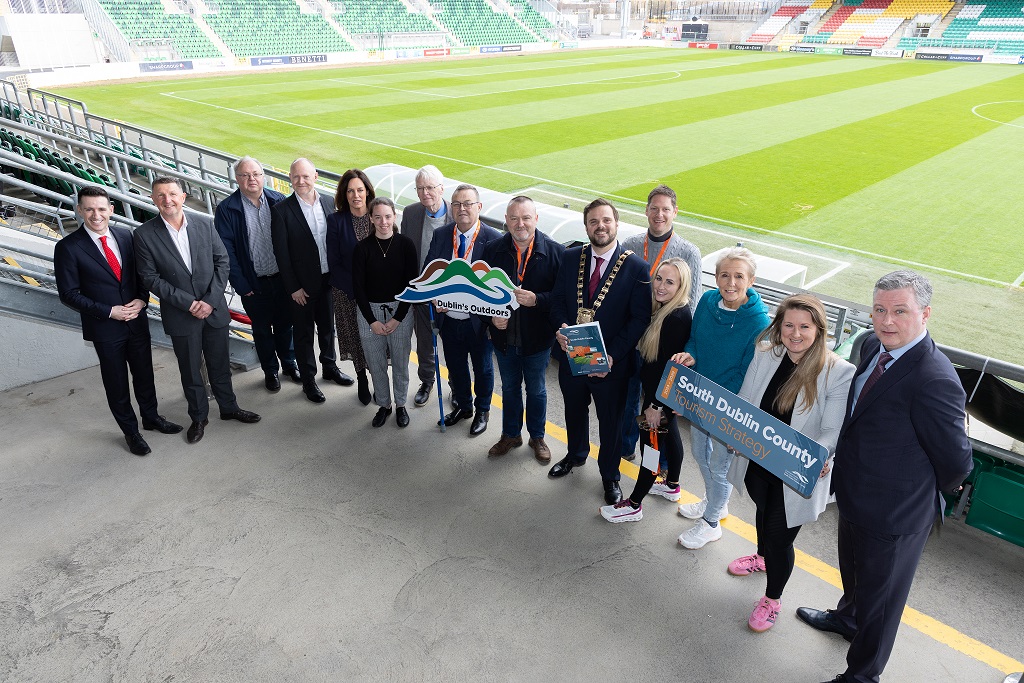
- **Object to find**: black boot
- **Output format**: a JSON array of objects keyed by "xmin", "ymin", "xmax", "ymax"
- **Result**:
[{"xmin": 357, "ymin": 370, "xmax": 372, "ymax": 406}]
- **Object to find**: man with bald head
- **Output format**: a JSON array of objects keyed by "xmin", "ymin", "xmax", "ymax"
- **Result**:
[
  {"xmin": 271, "ymin": 158, "xmax": 354, "ymax": 403},
  {"xmin": 215, "ymin": 156, "xmax": 298, "ymax": 393}
]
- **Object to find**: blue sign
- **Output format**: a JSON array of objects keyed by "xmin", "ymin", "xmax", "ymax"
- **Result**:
[
  {"xmin": 139, "ymin": 61, "xmax": 193, "ymax": 72},
  {"xmin": 658, "ymin": 362, "xmax": 827, "ymax": 497}
]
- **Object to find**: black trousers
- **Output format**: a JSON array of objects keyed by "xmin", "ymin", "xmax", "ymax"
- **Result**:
[
  {"xmin": 170, "ymin": 322, "xmax": 238, "ymax": 422},
  {"xmin": 557, "ymin": 359, "xmax": 626, "ymax": 482},
  {"xmin": 240, "ymin": 273, "xmax": 295, "ymax": 374},
  {"xmin": 289, "ymin": 273, "xmax": 337, "ymax": 382},
  {"xmin": 835, "ymin": 513, "xmax": 932, "ymax": 683},
  {"xmin": 745, "ymin": 463, "xmax": 802, "ymax": 600},
  {"xmin": 93, "ymin": 327, "xmax": 159, "ymax": 435},
  {"xmin": 630, "ymin": 412, "xmax": 684, "ymax": 503},
  {"xmin": 412, "ymin": 303, "xmax": 436, "ymax": 384}
]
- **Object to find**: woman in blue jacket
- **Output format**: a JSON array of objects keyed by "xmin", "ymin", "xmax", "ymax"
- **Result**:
[{"xmin": 673, "ymin": 247, "xmax": 770, "ymax": 549}]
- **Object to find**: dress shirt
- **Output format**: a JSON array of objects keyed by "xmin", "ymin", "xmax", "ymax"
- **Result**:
[
  {"xmin": 162, "ymin": 214, "xmax": 192, "ymax": 273},
  {"xmin": 298, "ymin": 191, "xmax": 329, "ymax": 274},
  {"xmin": 850, "ymin": 327, "xmax": 928, "ymax": 411},
  {"xmin": 447, "ymin": 222, "xmax": 480, "ymax": 320},
  {"xmin": 86, "ymin": 227, "xmax": 121, "ymax": 266},
  {"xmin": 242, "ymin": 191, "xmax": 278, "ymax": 277},
  {"xmin": 589, "ymin": 243, "xmax": 615, "ymax": 281}
]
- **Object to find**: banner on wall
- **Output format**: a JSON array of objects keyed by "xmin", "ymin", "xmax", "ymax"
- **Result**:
[
  {"xmin": 947, "ymin": 53, "xmax": 983, "ymax": 62},
  {"xmin": 480, "ymin": 45, "xmax": 503, "ymax": 54},
  {"xmin": 251, "ymin": 54, "xmax": 327, "ymax": 66},
  {"xmin": 815, "ymin": 46, "xmax": 843, "ymax": 54},
  {"xmin": 689, "ymin": 41, "xmax": 719, "ymax": 49},
  {"xmin": 559, "ymin": 41, "xmax": 579, "ymax": 49},
  {"xmin": 139, "ymin": 61, "xmax": 193, "ymax": 72},
  {"xmin": 451, "ymin": 47, "xmax": 472, "ymax": 56},
  {"xmin": 730, "ymin": 43, "xmax": 764, "ymax": 51},
  {"xmin": 502, "ymin": 45, "xmax": 522, "ymax": 52},
  {"xmin": 872, "ymin": 48, "xmax": 904, "ymax": 58},
  {"xmin": 790, "ymin": 45, "xmax": 815, "ymax": 53},
  {"xmin": 423, "ymin": 48, "xmax": 449, "ymax": 57},
  {"xmin": 843, "ymin": 47, "xmax": 873, "ymax": 56},
  {"xmin": 916, "ymin": 52, "xmax": 949, "ymax": 60}
]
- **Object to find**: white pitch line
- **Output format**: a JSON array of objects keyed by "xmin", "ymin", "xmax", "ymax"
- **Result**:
[
  {"xmin": 157, "ymin": 91, "xmax": 1016, "ymax": 289},
  {"xmin": 328, "ymin": 78, "xmax": 460, "ymax": 98},
  {"xmin": 804, "ymin": 263, "xmax": 851, "ymax": 289},
  {"xmin": 971, "ymin": 100, "xmax": 1024, "ymax": 130},
  {"xmin": 1013, "ymin": 270, "xmax": 1024, "ymax": 288}
]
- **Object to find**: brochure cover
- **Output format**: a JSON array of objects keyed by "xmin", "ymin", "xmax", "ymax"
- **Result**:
[{"xmin": 563, "ymin": 322, "xmax": 610, "ymax": 376}]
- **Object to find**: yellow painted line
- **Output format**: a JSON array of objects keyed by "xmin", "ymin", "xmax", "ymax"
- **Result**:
[
  {"xmin": 2, "ymin": 255, "xmax": 40, "ymax": 287},
  {"xmin": 409, "ymin": 351, "xmax": 1023, "ymax": 674}
]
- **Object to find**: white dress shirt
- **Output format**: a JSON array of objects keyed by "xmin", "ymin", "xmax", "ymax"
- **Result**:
[
  {"xmin": 298, "ymin": 191, "xmax": 329, "ymax": 274},
  {"xmin": 86, "ymin": 228, "xmax": 122, "ymax": 267},
  {"xmin": 162, "ymin": 214, "xmax": 192, "ymax": 273}
]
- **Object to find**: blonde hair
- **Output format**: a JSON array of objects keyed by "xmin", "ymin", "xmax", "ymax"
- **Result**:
[
  {"xmin": 756, "ymin": 293, "xmax": 835, "ymax": 414},
  {"xmin": 715, "ymin": 247, "xmax": 757, "ymax": 277},
  {"xmin": 639, "ymin": 258, "xmax": 692, "ymax": 363}
]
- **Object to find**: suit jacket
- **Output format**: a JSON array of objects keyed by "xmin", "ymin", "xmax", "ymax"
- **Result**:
[
  {"xmin": 400, "ymin": 199, "xmax": 449, "ymax": 266},
  {"xmin": 54, "ymin": 225, "xmax": 150, "ymax": 343},
  {"xmin": 549, "ymin": 243, "xmax": 652, "ymax": 378},
  {"xmin": 271, "ymin": 192, "xmax": 336, "ymax": 297},
  {"xmin": 134, "ymin": 212, "xmax": 231, "ymax": 335},
  {"xmin": 728, "ymin": 345, "xmax": 856, "ymax": 528},
  {"xmin": 423, "ymin": 221, "xmax": 502, "ymax": 332},
  {"xmin": 481, "ymin": 230, "xmax": 564, "ymax": 355},
  {"xmin": 326, "ymin": 210, "xmax": 360, "ymax": 298},
  {"xmin": 832, "ymin": 332, "xmax": 973, "ymax": 535},
  {"xmin": 213, "ymin": 187, "xmax": 286, "ymax": 296}
]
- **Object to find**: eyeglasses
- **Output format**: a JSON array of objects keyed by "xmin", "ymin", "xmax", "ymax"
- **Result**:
[
  {"xmin": 415, "ymin": 184, "xmax": 440, "ymax": 193},
  {"xmin": 237, "ymin": 172, "xmax": 264, "ymax": 179},
  {"xmin": 450, "ymin": 201, "xmax": 480, "ymax": 210}
]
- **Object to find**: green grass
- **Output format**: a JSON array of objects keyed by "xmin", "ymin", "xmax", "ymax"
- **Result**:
[{"xmin": 55, "ymin": 48, "xmax": 1024, "ymax": 364}]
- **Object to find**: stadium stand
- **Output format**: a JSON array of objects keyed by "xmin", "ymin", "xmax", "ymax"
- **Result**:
[
  {"xmin": 509, "ymin": 0, "xmax": 556, "ymax": 35},
  {"xmin": 433, "ymin": 0, "xmax": 539, "ymax": 46},
  {"xmin": 334, "ymin": 0, "xmax": 443, "ymax": 40},
  {"xmin": 747, "ymin": 0, "xmax": 811, "ymax": 43},
  {"xmin": 966, "ymin": 469, "xmax": 1024, "ymax": 548},
  {"xmin": 904, "ymin": 0, "xmax": 1024, "ymax": 53},
  {"xmin": 204, "ymin": 0, "xmax": 354, "ymax": 57},
  {"xmin": 798, "ymin": 0, "xmax": 956, "ymax": 47},
  {"xmin": 94, "ymin": 0, "xmax": 221, "ymax": 59}
]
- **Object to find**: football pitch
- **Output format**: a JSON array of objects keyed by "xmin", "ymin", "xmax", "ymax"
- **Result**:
[{"xmin": 55, "ymin": 48, "xmax": 1024, "ymax": 364}]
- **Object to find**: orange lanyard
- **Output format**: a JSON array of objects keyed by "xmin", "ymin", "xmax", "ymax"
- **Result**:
[
  {"xmin": 453, "ymin": 224, "xmax": 479, "ymax": 260},
  {"xmin": 643, "ymin": 235, "xmax": 670, "ymax": 277},
  {"xmin": 514, "ymin": 239, "xmax": 534, "ymax": 285}
]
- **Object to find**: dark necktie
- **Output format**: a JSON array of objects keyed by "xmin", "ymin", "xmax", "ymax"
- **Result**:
[
  {"xmin": 859, "ymin": 351, "xmax": 893, "ymax": 400},
  {"xmin": 458, "ymin": 233, "xmax": 467, "ymax": 259},
  {"xmin": 99, "ymin": 235, "xmax": 121, "ymax": 281},
  {"xmin": 587, "ymin": 256, "xmax": 604, "ymax": 302}
]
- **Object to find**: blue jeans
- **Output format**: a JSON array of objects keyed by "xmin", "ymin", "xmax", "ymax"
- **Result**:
[
  {"xmin": 690, "ymin": 426, "xmax": 734, "ymax": 524},
  {"xmin": 440, "ymin": 317, "xmax": 494, "ymax": 412},
  {"xmin": 619, "ymin": 362, "xmax": 642, "ymax": 457},
  {"xmin": 493, "ymin": 344, "xmax": 550, "ymax": 440}
]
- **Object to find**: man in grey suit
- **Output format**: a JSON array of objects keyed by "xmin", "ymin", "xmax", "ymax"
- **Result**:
[
  {"xmin": 399, "ymin": 164, "xmax": 449, "ymax": 407},
  {"xmin": 134, "ymin": 177, "xmax": 261, "ymax": 444}
]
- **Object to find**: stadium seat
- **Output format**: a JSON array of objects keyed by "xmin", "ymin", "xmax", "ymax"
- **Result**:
[
  {"xmin": 205, "ymin": 0, "xmax": 354, "ymax": 57},
  {"xmin": 965, "ymin": 471, "xmax": 1024, "ymax": 548},
  {"xmin": 95, "ymin": 0, "xmax": 221, "ymax": 59},
  {"xmin": 433, "ymin": 0, "xmax": 539, "ymax": 46}
]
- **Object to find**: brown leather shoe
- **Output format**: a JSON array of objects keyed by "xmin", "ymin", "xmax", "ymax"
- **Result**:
[
  {"xmin": 488, "ymin": 434, "xmax": 523, "ymax": 457},
  {"xmin": 529, "ymin": 437, "xmax": 551, "ymax": 463}
]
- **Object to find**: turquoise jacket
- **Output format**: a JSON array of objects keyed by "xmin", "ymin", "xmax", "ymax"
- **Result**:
[{"xmin": 683, "ymin": 288, "xmax": 770, "ymax": 393}]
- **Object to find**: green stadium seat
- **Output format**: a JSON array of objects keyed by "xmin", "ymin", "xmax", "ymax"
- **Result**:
[{"xmin": 965, "ymin": 471, "xmax": 1024, "ymax": 548}]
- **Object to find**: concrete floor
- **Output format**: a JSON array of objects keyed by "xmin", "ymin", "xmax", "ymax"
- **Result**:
[{"xmin": 1, "ymin": 349, "xmax": 1021, "ymax": 682}]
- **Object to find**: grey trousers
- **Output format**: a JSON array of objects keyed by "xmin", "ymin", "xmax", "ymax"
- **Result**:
[{"xmin": 357, "ymin": 301, "xmax": 414, "ymax": 408}]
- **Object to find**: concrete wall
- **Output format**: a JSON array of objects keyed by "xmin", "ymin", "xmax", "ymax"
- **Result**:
[{"xmin": 0, "ymin": 312, "xmax": 97, "ymax": 391}]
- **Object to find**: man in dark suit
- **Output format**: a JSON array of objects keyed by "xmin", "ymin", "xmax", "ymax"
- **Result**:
[
  {"xmin": 134, "ymin": 177, "xmax": 260, "ymax": 444},
  {"xmin": 400, "ymin": 164, "xmax": 450, "ymax": 407},
  {"xmin": 215, "ymin": 155, "xmax": 299, "ymax": 393},
  {"xmin": 548, "ymin": 198, "xmax": 651, "ymax": 504},
  {"xmin": 482, "ymin": 195, "xmax": 563, "ymax": 463},
  {"xmin": 796, "ymin": 270, "xmax": 972, "ymax": 683},
  {"xmin": 423, "ymin": 183, "xmax": 501, "ymax": 436},
  {"xmin": 54, "ymin": 186, "xmax": 182, "ymax": 455},
  {"xmin": 271, "ymin": 158, "xmax": 353, "ymax": 403}
]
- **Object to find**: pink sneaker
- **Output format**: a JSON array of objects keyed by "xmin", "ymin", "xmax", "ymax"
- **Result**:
[
  {"xmin": 728, "ymin": 553, "xmax": 766, "ymax": 576},
  {"xmin": 748, "ymin": 596, "xmax": 781, "ymax": 632}
]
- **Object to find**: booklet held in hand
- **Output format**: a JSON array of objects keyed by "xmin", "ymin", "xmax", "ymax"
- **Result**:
[{"xmin": 563, "ymin": 322, "xmax": 610, "ymax": 376}]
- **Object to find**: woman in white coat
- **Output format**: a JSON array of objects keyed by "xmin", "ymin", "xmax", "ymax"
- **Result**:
[{"xmin": 726, "ymin": 293, "xmax": 855, "ymax": 633}]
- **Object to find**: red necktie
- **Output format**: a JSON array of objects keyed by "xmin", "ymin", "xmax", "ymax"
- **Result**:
[
  {"xmin": 587, "ymin": 256, "xmax": 604, "ymax": 302},
  {"xmin": 100, "ymin": 235, "xmax": 121, "ymax": 281},
  {"xmin": 859, "ymin": 351, "xmax": 893, "ymax": 400}
]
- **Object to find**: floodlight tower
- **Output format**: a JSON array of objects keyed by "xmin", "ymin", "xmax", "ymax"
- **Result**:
[{"xmin": 619, "ymin": 0, "xmax": 632, "ymax": 38}]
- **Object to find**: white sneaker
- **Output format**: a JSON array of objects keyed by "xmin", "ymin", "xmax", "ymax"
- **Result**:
[
  {"xmin": 678, "ymin": 518, "xmax": 723, "ymax": 549},
  {"xmin": 677, "ymin": 498, "xmax": 728, "ymax": 520},
  {"xmin": 650, "ymin": 481, "xmax": 682, "ymax": 501},
  {"xmin": 600, "ymin": 500, "xmax": 643, "ymax": 523},
  {"xmin": 678, "ymin": 498, "xmax": 707, "ymax": 519}
]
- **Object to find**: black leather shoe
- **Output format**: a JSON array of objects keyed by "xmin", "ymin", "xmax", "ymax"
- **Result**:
[
  {"xmin": 142, "ymin": 415, "xmax": 183, "ymax": 434},
  {"xmin": 414, "ymin": 382, "xmax": 432, "ymax": 407},
  {"xmin": 282, "ymin": 363, "xmax": 302, "ymax": 384},
  {"xmin": 603, "ymin": 479, "xmax": 622, "ymax": 505},
  {"xmin": 469, "ymin": 410, "xmax": 488, "ymax": 436},
  {"xmin": 548, "ymin": 456, "xmax": 583, "ymax": 478},
  {"xmin": 265, "ymin": 372, "xmax": 281, "ymax": 392},
  {"xmin": 372, "ymin": 406, "xmax": 392, "ymax": 428},
  {"xmin": 186, "ymin": 419, "xmax": 208, "ymax": 444},
  {"xmin": 395, "ymin": 406, "xmax": 409, "ymax": 427},
  {"xmin": 821, "ymin": 676, "xmax": 849, "ymax": 683},
  {"xmin": 303, "ymin": 381, "xmax": 326, "ymax": 403},
  {"xmin": 796, "ymin": 608, "xmax": 857, "ymax": 642},
  {"xmin": 441, "ymin": 408, "xmax": 473, "ymax": 427},
  {"xmin": 357, "ymin": 371, "xmax": 371, "ymax": 406},
  {"xmin": 125, "ymin": 432, "xmax": 151, "ymax": 456},
  {"xmin": 323, "ymin": 366, "xmax": 355, "ymax": 386},
  {"xmin": 220, "ymin": 408, "xmax": 261, "ymax": 424}
]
